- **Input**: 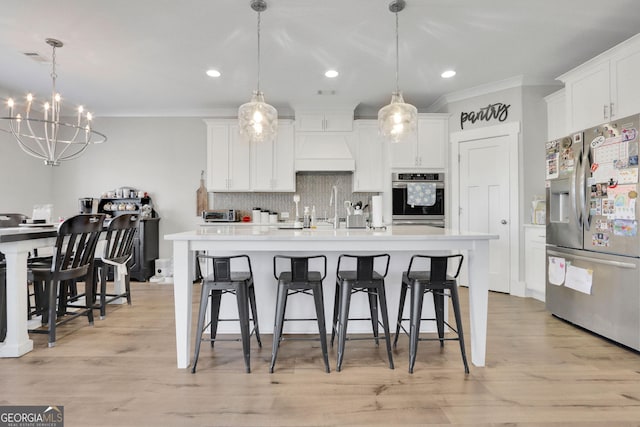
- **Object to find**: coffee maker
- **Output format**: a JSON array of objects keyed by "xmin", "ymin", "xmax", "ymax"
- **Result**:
[{"xmin": 79, "ymin": 197, "xmax": 95, "ymax": 214}]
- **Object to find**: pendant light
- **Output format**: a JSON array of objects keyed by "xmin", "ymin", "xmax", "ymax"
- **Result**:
[
  {"xmin": 238, "ymin": 0, "xmax": 278, "ymax": 142},
  {"xmin": 378, "ymin": 0, "xmax": 417, "ymax": 143}
]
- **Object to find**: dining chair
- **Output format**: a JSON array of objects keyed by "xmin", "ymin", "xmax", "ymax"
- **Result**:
[
  {"xmin": 394, "ymin": 254, "xmax": 469, "ymax": 374},
  {"xmin": 271, "ymin": 255, "xmax": 330, "ymax": 373},
  {"xmin": 91, "ymin": 214, "xmax": 139, "ymax": 319},
  {"xmin": 331, "ymin": 253, "xmax": 394, "ymax": 371},
  {"xmin": 29, "ymin": 214, "xmax": 105, "ymax": 347},
  {"xmin": 0, "ymin": 266, "xmax": 5, "ymax": 342}
]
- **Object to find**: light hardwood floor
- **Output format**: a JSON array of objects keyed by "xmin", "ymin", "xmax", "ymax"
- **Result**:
[{"xmin": 3, "ymin": 282, "xmax": 640, "ymax": 426}]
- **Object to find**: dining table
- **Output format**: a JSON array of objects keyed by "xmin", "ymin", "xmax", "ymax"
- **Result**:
[
  {"xmin": 0, "ymin": 226, "xmax": 58, "ymax": 357},
  {"xmin": 0, "ymin": 223, "xmax": 127, "ymax": 357}
]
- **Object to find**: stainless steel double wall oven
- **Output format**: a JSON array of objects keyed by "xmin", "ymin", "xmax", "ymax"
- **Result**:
[{"xmin": 391, "ymin": 172, "xmax": 445, "ymax": 227}]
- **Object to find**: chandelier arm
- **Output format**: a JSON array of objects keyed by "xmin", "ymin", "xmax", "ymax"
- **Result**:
[
  {"xmin": 5, "ymin": 127, "xmax": 52, "ymax": 160},
  {"xmin": 22, "ymin": 117, "xmax": 50, "ymax": 157}
]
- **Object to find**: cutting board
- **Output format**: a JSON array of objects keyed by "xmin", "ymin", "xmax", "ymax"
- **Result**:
[{"xmin": 196, "ymin": 170, "xmax": 208, "ymax": 216}]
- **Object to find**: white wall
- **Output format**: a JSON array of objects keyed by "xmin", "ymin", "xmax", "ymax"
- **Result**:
[
  {"xmin": 435, "ymin": 83, "xmax": 556, "ymax": 288},
  {"xmin": 0, "ymin": 130, "xmax": 54, "ymax": 215},
  {"xmin": 1, "ymin": 116, "xmax": 207, "ymax": 258}
]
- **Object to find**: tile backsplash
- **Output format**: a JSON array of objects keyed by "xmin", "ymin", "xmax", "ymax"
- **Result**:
[{"xmin": 211, "ymin": 172, "xmax": 377, "ymax": 221}]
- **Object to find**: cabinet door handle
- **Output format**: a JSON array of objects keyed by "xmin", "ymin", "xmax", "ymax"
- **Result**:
[
  {"xmin": 603, "ymin": 104, "xmax": 609, "ymax": 120},
  {"xmin": 610, "ymin": 102, "xmax": 615, "ymax": 118}
]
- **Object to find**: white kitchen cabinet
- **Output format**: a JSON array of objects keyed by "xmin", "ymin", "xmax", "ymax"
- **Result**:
[
  {"xmin": 251, "ymin": 120, "xmax": 295, "ymax": 192},
  {"xmin": 295, "ymin": 110, "xmax": 353, "ymax": 132},
  {"xmin": 352, "ymin": 120, "xmax": 385, "ymax": 192},
  {"xmin": 205, "ymin": 119, "xmax": 251, "ymax": 192},
  {"xmin": 524, "ymin": 225, "xmax": 546, "ymax": 302},
  {"xmin": 205, "ymin": 119, "xmax": 295, "ymax": 192},
  {"xmin": 544, "ymin": 89, "xmax": 566, "ymax": 140},
  {"xmin": 390, "ymin": 113, "xmax": 448, "ymax": 170},
  {"xmin": 559, "ymin": 33, "xmax": 640, "ymax": 132}
]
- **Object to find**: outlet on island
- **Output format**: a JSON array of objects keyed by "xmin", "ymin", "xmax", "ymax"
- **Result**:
[{"xmin": 280, "ymin": 212, "xmax": 290, "ymax": 220}]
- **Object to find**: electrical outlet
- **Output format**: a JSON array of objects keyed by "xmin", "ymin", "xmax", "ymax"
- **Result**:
[{"xmin": 280, "ymin": 212, "xmax": 289, "ymax": 220}]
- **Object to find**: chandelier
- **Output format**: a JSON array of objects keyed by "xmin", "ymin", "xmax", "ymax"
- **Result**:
[
  {"xmin": 378, "ymin": 0, "xmax": 417, "ymax": 143},
  {"xmin": 238, "ymin": 0, "xmax": 278, "ymax": 143},
  {"xmin": 1, "ymin": 38, "xmax": 106, "ymax": 166}
]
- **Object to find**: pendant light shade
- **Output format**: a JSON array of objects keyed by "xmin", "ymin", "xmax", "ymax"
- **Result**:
[
  {"xmin": 238, "ymin": 0, "xmax": 277, "ymax": 142},
  {"xmin": 238, "ymin": 90, "xmax": 277, "ymax": 142},
  {"xmin": 378, "ymin": 0, "xmax": 417, "ymax": 143}
]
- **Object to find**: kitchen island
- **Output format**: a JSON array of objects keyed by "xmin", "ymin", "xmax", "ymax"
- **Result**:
[{"xmin": 166, "ymin": 224, "xmax": 498, "ymax": 369}]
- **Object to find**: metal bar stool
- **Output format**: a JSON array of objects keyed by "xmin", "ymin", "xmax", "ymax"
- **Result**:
[
  {"xmin": 192, "ymin": 254, "xmax": 261, "ymax": 373},
  {"xmin": 394, "ymin": 254, "xmax": 469, "ymax": 374},
  {"xmin": 330, "ymin": 254, "xmax": 394, "ymax": 371},
  {"xmin": 271, "ymin": 255, "xmax": 330, "ymax": 373}
]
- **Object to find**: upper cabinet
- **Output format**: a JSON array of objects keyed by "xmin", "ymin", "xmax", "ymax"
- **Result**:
[
  {"xmin": 352, "ymin": 120, "xmax": 385, "ymax": 192},
  {"xmin": 252, "ymin": 120, "xmax": 295, "ymax": 192},
  {"xmin": 390, "ymin": 113, "xmax": 449, "ymax": 170},
  {"xmin": 559, "ymin": 34, "xmax": 640, "ymax": 132},
  {"xmin": 205, "ymin": 119, "xmax": 251, "ymax": 192},
  {"xmin": 295, "ymin": 109, "xmax": 353, "ymax": 132},
  {"xmin": 544, "ymin": 88, "xmax": 566, "ymax": 140},
  {"xmin": 205, "ymin": 119, "xmax": 295, "ymax": 192}
]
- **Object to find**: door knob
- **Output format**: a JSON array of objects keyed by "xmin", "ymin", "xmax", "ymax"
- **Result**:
[{"xmin": 501, "ymin": 219, "xmax": 507, "ymax": 224}]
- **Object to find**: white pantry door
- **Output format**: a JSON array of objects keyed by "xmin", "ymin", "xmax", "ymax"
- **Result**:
[{"xmin": 459, "ymin": 135, "xmax": 511, "ymax": 293}]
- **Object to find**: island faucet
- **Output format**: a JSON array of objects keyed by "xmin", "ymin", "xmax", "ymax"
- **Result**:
[{"xmin": 329, "ymin": 185, "xmax": 338, "ymax": 229}]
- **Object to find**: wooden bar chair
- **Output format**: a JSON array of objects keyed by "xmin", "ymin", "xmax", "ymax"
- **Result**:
[
  {"xmin": 91, "ymin": 214, "xmax": 139, "ymax": 319},
  {"xmin": 28, "ymin": 214, "xmax": 105, "ymax": 347}
]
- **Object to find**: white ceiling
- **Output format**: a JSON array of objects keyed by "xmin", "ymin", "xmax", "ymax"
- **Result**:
[{"xmin": 1, "ymin": 0, "xmax": 639, "ymax": 118}]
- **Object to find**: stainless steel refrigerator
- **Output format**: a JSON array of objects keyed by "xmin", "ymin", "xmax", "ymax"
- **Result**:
[{"xmin": 545, "ymin": 114, "xmax": 640, "ymax": 351}]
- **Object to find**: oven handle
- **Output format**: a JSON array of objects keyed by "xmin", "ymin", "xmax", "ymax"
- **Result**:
[{"xmin": 392, "ymin": 182, "xmax": 445, "ymax": 189}]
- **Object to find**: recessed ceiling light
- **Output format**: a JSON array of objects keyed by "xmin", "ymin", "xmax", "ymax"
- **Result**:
[
  {"xmin": 325, "ymin": 69, "xmax": 339, "ymax": 78},
  {"xmin": 206, "ymin": 69, "xmax": 221, "ymax": 78},
  {"xmin": 441, "ymin": 70, "xmax": 456, "ymax": 79}
]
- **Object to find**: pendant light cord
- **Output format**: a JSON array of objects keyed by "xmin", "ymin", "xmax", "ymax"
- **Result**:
[
  {"xmin": 395, "ymin": 10, "xmax": 399, "ymax": 94},
  {"xmin": 256, "ymin": 11, "xmax": 262, "ymax": 92}
]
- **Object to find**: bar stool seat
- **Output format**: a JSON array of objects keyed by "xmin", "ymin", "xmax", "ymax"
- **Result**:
[
  {"xmin": 331, "ymin": 254, "xmax": 394, "ymax": 371},
  {"xmin": 394, "ymin": 254, "xmax": 469, "ymax": 374},
  {"xmin": 192, "ymin": 254, "xmax": 261, "ymax": 374},
  {"xmin": 271, "ymin": 255, "xmax": 330, "ymax": 373}
]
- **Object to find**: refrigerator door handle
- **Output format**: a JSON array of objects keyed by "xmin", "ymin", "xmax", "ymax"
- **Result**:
[
  {"xmin": 572, "ymin": 145, "xmax": 583, "ymax": 228},
  {"xmin": 547, "ymin": 249, "xmax": 637, "ymax": 269},
  {"xmin": 581, "ymin": 145, "xmax": 592, "ymax": 230}
]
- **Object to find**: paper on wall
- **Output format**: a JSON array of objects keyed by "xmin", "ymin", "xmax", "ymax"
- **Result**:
[
  {"xmin": 564, "ymin": 265, "xmax": 593, "ymax": 295},
  {"xmin": 547, "ymin": 256, "xmax": 566, "ymax": 286}
]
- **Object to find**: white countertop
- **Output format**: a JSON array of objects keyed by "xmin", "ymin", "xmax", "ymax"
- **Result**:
[{"xmin": 166, "ymin": 224, "xmax": 498, "ymax": 242}]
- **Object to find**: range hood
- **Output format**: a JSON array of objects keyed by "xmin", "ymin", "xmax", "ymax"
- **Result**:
[{"xmin": 294, "ymin": 133, "xmax": 355, "ymax": 171}]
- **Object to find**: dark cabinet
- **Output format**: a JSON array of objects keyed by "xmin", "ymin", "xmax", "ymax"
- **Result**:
[
  {"xmin": 97, "ymin": 196, "xmax": 159, "ymax": 282},
  {"xmin": 130, "ymin": 218, "xmax": 160, "ymax": 281}
]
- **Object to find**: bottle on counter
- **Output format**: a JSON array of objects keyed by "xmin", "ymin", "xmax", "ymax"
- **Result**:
[
  {"xmin": 252, "ymin": 207, "xmax": 262, "ymax": 223},
  {"xmin": 303, "ymin": 206, "xmax": 311, "ymax": 228},
  {"xmin": 311, "ymin": 206, "xmax": 317, "ymax": 228}
]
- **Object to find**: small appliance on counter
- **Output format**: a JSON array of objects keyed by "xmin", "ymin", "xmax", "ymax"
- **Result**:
[
  {"xmin": 79, "ymin": 197, "xmax": 96, "ymax": 214},
  {"xmin": 202, "ymin": 209, "xmax": 239, "ymax": 222}
]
